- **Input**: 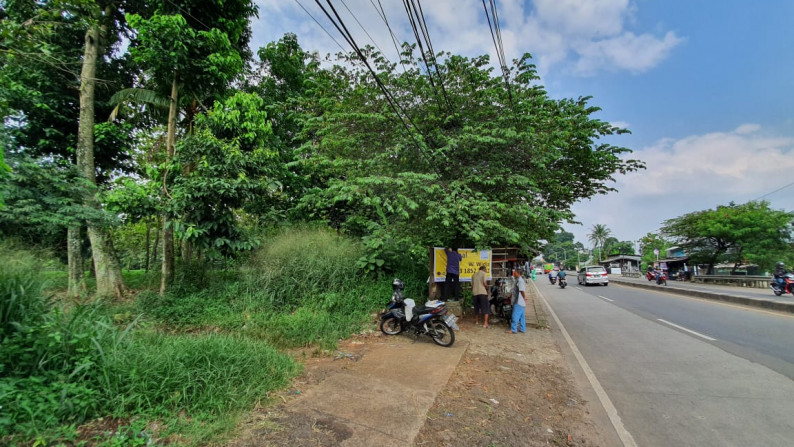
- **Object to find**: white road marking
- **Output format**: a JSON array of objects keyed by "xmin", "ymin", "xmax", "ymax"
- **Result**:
[
  {"xmin": 535, "ymin": 284, "xmax": 638, "ymax": 447},
  {"xmin": 657, "ymin": 319, "xmax": 717, "ymax": 341},
  {"xmin": 598, "ymin": 295, "xmax": 614, "ymax": 302}
]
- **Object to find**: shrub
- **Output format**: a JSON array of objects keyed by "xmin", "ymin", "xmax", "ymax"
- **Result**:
[{"xmin": 242, "ymin": 226, "xmax": 365, "ymax": 310}]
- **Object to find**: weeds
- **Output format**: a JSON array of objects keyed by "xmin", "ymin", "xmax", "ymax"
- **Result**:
[{"xmin": 1, "ymin": 226, "xmax": 423, "ymax": 444}]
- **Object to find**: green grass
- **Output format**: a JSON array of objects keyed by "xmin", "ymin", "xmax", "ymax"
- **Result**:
[{"xmin": 0, "ymin": 226, "xmax": 426, "ymax": 445}]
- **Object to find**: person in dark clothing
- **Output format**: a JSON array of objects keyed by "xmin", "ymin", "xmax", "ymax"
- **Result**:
[
  {"xmin": 774, "ymin": 262, "xmax": 788, "ymax": 288},
  {"xmin": 443, "ymin": 247, "xmax": 463, "ymax": 301}
]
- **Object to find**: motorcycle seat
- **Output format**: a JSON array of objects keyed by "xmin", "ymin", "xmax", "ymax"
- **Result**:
[{"xmin": 412, "ymin": 305, "xmax": 434, "ymax": 315}]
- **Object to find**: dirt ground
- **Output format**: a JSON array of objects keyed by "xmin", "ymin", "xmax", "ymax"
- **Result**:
[{"xmin": 229, "ymin": 283, "xmax": 608, "ymax": 447}]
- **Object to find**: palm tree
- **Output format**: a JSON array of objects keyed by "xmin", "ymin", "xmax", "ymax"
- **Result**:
[{"xmin": 588, "ymin": 224, "xmax": 612, "ymax": 262}]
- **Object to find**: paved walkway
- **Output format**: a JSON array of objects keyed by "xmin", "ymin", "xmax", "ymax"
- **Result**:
[
  {"xmin": 288, "ymin": 336, "xmax": 467, "ymax": 447},
  {"xmin": 609, "ymin": 275, "xmax": 794, "ymax": 313}
]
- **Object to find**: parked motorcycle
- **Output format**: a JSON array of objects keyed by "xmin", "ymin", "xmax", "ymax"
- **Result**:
[
  {"xmin": 488, "ymin": 277, "xmax": 513, "ymax": 324},
  {"xmin": 770, "ymin": 273, "xmax": 794, "ymax": 296},
  {"xmin": 380, "ymin": 279, "xmax": 457, "ymax": 347}
]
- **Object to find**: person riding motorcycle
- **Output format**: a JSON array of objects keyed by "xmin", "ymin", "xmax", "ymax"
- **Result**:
[{"xmin": 774, "ymin": 262, "xmax": 788, "ymax": 288}]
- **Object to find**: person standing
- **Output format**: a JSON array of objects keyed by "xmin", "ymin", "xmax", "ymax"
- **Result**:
[
  {"xmin": 507, "ymin": 268, "xmax": 526, "ymax": 334},
  {"xmin": 471, "ymin": 265, "xmax": 490, "ymax": 328},
  {"xmin": 443, "ymin": 247, "xmax": 463, "ymax": 301}
]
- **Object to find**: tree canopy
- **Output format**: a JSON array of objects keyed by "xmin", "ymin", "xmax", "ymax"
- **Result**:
[
  {"xmin": 661, "ymin": 201, "xmax": 794, "ymax": 273},
  {"xmin": 294, "ymin": 47, "xmax": 643, "ymax": 263}
]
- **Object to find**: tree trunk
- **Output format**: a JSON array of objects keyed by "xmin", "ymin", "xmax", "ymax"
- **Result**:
[
  {"xmin": 77, "ymin": 25, "xmax": 125, "ymax": 299},
  {"xmin": 160, "ymin": 76, "xmax": 178, "ymax": 295},
  {"xmin": 151, "ymin": 219, "xmax": 160, "ymax": 270},
  {"xmin": 144, "ymin": 220, "xmax": 151, "ymax": 273},
  {"xmin": 67, "ymin": 225, "xmax": 86, "ymax": 298}
]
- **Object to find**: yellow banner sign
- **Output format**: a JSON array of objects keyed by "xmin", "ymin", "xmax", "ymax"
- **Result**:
[{"xmin": 433, "ymin": 247, "xmax": 492, "ymax": 282}]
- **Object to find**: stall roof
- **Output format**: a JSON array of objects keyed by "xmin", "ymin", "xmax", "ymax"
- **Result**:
[{"xmin": 601, "ymin": 255, "xmax": 641, "ymax": 263}]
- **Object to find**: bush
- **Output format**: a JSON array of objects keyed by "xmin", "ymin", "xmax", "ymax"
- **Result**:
[{"xmin": 243, "ymin": 226, "xmax": 365, "ymax": 310}]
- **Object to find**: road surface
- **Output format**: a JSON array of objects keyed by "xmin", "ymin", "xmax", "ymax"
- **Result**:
[{"xmin": 539, "ymin": 280, "xmax": 794, "ymax": 446}]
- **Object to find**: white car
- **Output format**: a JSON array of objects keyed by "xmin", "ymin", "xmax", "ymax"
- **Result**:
[{"xmin": 577, "ymin": 266, "xmax": 609, "ymax": 286}]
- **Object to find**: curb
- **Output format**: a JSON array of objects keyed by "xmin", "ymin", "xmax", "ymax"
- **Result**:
[{"xmin": 611, "ymin": 279, "xmax": 794, "ymax": 314}]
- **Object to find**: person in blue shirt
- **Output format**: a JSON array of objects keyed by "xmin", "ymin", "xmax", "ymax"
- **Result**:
[
  {"xmin": 507, "ymin": 268, "xmax": 526, "ymax": 334},
  {"xmin": 443, "ymin": 247, "xmax": 463, "ymax": 301}
]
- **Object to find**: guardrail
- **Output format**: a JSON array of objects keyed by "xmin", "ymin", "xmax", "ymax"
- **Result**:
[{"xmin": 691, "ymin": 275, "xmax": 772, "ymax": 289}]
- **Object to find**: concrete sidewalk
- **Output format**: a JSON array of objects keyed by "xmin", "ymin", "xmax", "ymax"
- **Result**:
[
  {"xmin": 610, "ymin": 275, "xmax": 794, "ymax": 313},
  {"xmin": 286, "ymin": 335, "xmax": 467, "ymax": 447}
]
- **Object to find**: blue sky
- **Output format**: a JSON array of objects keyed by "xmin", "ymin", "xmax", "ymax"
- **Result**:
[{"xmin": 251, "ymin": 0, "xmax": 794, "ymax": 248}]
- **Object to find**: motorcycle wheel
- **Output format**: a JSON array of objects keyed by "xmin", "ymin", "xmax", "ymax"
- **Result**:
[
  {"xmin": 380, "ymin": 317, "xmax": 403, "ymax": 335},
  {"xmin": 429, "ymin": 320, "xmax": 455, "ymax": 347},
  {"xmin": 559, "ymin": 282, "xmax": 566, "ymax": 289},
  {"xmin": 773, "ymin": 289, "xmax": 783, "ymax": 296}
]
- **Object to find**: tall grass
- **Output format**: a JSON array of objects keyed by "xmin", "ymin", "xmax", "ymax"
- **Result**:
[
  {"xmin": 106, "ymin": 333, "xmax": 298, "ymax": 416},
  {"xmin": 0, "ymin": 243, "xmax": 299, "ymax": 445},
  {"xmin": 0, "ymin": 242, "xmax": 49, "ymax": 338},
  {"xmin": 138, "ymin": 226, "xmax": 420, "ymax": 349},
  {"xmin": 243, "ymin": 226, "xmax": 366, "ymax": 309}
]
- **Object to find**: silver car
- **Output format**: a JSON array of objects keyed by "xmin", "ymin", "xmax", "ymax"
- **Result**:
[{"xmin": 578, "ymin": 266, "xmax": 609, "ymax": 286}]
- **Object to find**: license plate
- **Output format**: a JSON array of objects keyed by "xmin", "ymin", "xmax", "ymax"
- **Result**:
[{"xmin": 444, "ymin": 315, "xmax": 459, "ymax": 331}]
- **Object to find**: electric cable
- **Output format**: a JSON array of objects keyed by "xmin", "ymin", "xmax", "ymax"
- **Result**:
[
  {"xmin": 294, "ymin": 0, "xmax": 347, "ymax": 53},
  {"xmin": 370, "ymin": 0, "xmax": 409, "ymax": 73},
  {"xmin": 402, "ymin": 0, "xmax": 449, "ymax": 111},
  {"xmin": 339, "ymin": 0, "xmax": 387, "ymax": 58},
  {"xmin": 313, "ymin": 0, "xmax": 428, "ymax": 160},
  {"xmin": 413, "ymin": 0, "xmax": 451, "ymax": 108},
  {"xmin": 482, "ymin": 0, "xmax": 514, "ymax": 109},
  {"xmin": 754, "ymin": 180, "xmax": 794, "ymax": 200}
]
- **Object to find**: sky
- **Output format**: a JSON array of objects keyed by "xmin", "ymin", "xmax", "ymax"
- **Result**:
[{"xmin": 250, "ymin": 0, "xmax": 794, "ymax": 248}]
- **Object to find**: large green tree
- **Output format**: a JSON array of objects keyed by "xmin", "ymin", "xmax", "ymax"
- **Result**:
[
  {"xmin": 661, "ymin": 201, "xmax": 794, "ymax": 274},
  {"xmin": 295, "ymin": 47, "xmax": 643, "ymax": 265},
  {"xmin": 639, "ymin": 231, "xmax": 671, "ymax": 269},
  {"xmin": 1, "ymin": 0, "xmax": 138, "ymax": 297},
  {"xmin": 125, "ymin": 0, "xmax": 256, "ymax": 293}
]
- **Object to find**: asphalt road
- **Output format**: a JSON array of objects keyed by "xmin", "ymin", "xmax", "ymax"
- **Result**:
[{"xmin": 539, "ymin": 280, "xmax": 794, "ymax": 447}]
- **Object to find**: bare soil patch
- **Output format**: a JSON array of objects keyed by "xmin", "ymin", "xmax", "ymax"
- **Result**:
[{"xmin": 229, "ymin": 285, "xmax": 608, "ymax": 446}]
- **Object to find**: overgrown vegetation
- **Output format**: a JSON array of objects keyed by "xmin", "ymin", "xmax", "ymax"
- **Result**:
[{"xmin": 0, "ymin": 228, "xmax": 400, "ymax": 445}]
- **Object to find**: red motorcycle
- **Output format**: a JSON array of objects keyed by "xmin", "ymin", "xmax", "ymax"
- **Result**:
[
  {"xmin": 646, "ymin": 269, "xmax": 667, "ymax": 285},
  {"xmin": 770, "ymin": 273, "xmax": 794, "ymax": 296}
]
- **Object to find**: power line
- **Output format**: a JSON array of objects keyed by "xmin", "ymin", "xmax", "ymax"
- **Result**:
[
  {"xmin": 412, "ymin": 0, "xmax": 451, "ymax": 107},
  {"xmin": 402, "ymin": 0, "xmax": 450, "ymax": 111},
  {"xmin": 370, "ymin": 0, "xmax": 408, "ymax": 73},
  {"xmin": 481, "ymin": 0, "xmax": 514, "ymax": 108},
  {"xmin": 339, "ymin": 0, "xmax": 387, "ymax": 58},
  {"xmin": 754, "ymin": 181, "xmax": 794, "ymax": 201},
  {"xmin": 164, "ymin": 0, "xmax": 211, "ymax": 31},
  {"xmin": 313, "ymin": 0, "xmax": 427, "ymax": 158},
  {"xmin": 294, "ymin": 0, "xmax": 347, "ymax": 54}
]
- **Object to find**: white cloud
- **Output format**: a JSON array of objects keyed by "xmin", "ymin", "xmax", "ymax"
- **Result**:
[
  {"xmin": 533, "ymin": 0, "xmax": 631, "ymax": 38},
  {"xmin": 251, "ymin": 0, "xmax": 681, "ymax": 77},
  {"xmin": 572, "ymin": 31, "xmax": 684, "ymax": 75},
  {"xmin": 566, "ymin": 125, "xmax": 794, "ymax": 244}
]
